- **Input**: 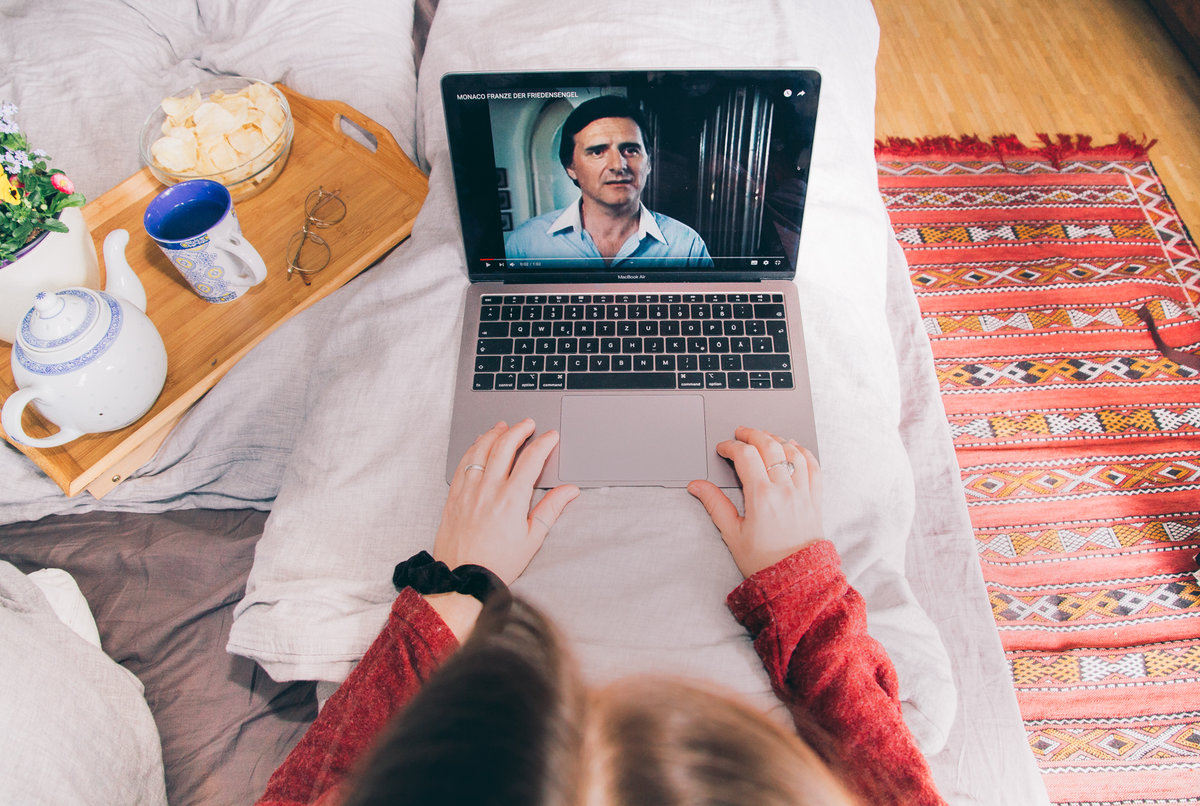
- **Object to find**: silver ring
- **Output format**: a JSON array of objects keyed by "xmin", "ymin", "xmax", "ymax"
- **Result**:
[
  {"xmin": 465, "ymin": 463, "xmax": 486, "ymax": 474},
  {"xmin": 766, "ymin": 461, "xmax": 795, "ymax": 476}
]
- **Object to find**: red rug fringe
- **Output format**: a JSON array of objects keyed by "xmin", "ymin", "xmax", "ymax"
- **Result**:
[{"xmin": 874, "ymin": 133, "xmax": 1156, "ymax": 168}]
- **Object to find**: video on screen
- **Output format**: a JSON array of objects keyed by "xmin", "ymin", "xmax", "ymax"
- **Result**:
[{"xmin": 446, "ymin": 72, "xmax": 819, "ymax": 279}]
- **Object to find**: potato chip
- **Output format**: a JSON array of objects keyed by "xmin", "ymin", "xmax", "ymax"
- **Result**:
[
  {"xmin": 227, "ymin": 125, "xmax": 266, "ymax": 156},
  {"xmin": 150, "ymin": 135, "xmax": 196, "ymax": 173},
  {"xmin": 160, "ymin": 88, "xmax": 201, "ymax": 122}
]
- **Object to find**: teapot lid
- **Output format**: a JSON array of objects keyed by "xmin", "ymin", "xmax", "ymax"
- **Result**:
[{"xmin": 18, "ymin": 289, "xmax": 106, "ymax": 354}]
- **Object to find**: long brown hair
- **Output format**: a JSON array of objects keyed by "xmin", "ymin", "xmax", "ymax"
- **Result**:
[
  {"xmin": 584, "ymin": 676, "xmax": 860, "ymax": 806},
  {"xmin": 339, "ymin": 592, "xmax": 585, "ymax": 806},
  {"xmin": 340, "ymin": 593, "xmax": 858, "ymax": 806}
]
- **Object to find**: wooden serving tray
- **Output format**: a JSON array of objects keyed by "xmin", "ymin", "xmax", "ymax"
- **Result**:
[{"xmin": 0, "ymin": 86, "xmax": 428, "ymax": 497}]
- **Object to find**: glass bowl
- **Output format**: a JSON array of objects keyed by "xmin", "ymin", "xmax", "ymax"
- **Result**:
[{"xmin": 139, "ymin": 76, "xmax": 293, "ymax": 202}]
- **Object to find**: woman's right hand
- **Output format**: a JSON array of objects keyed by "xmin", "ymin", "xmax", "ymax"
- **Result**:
[{"xmin": 687, "ymin": 426, "xmax": 823, "ymax": 578}]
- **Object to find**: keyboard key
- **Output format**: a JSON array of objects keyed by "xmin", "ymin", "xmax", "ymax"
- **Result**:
[
  {"xmin": 495, "ymin": 373, "xmax": 517, "ymax": 390},
  {"xmin": 772, "ymin": 372, "xmax": 794, "ymax": 389},
  {"xmin": 475, "ymin": 356, "xmax": 501, "ymax": 372},
  {"xmin": 728, "ymin": 372, "xmax": 749, "ymax": 388},
  {"xmin": 477, "ymin": 338, "xmax": 514, "ymax": 355},
  {"xmin": 749, "ymin": 372, "xmax": 772, "ymax": 389},
  {"xmin": 472, "ymin": 373, "xmax": 494, "ymax": 390},
  {"xmin": 705, "ymin": 372, "xmax": 727, "ymax": 389},
  {"xmin": 753, "ymin": 303, "xmax": 786, "ymax": 319},
  {"xmin": 502, "ymin": 355, "xmax": 521, "ymax": 373},
  {"xmin": 768, "ymin": 321, "xmax": 789, "ymax": 352},
  {"xmin": 540, "ymin": 373, "xmax": 566, "ymax": 390},
  {"xmin": 568, "ymin": 372, "xmax": 676, "ymax": 390},
  {"xmin": 678, "ymin": 373, "xmax": 704, "ymax": 389},
  {"xmin": 589, "ymin": 355, "xmax": 611, "ymax": 372},
  {"xmin": 743, "ymin": 354, "xmax": 791, "ymax": 371},
  {"xmin": 518, "ymin": 373, "xmax": 539, "ymax": 390},
  {"xmin": 613, "ymin": 355, "xmax": 632, "ymax": 372}
]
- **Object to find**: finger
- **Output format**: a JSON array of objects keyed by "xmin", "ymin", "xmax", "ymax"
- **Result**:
[
  {"xmin": 687, "ymin": 479, "xmax": 742, "ymax": 536},
  {"xmin": 528, "ymin": 483, "xmax": 580, "ymax": 536},
  {"xmin": 716, "ymin": 438, "xmax": 771, "ymax": 486},
  {"xmin": 796, "ymin": 443, "xmax": 822, "ymax": 500},
  {"xmin": 509, "ymin": 428, "xmax": 560, "ymax": 490},
  {"xmin": 483, "ymin": 418, "xmax": 537, "ymax": 480},
  {"xmin": 453, "ymin": 421, "xmax": 507, "ymax": 483},
  {"xmin": 778, "ymin": 439, "xmax": 808, "ymax": 487},
  {"xmin": 736, "ymin": 426, "xmax": 788, "ymax": 467}
]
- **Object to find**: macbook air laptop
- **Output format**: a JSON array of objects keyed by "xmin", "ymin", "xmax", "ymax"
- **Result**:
[{"xmin": 443, "ymin": 69, "xmax": 821, "ymax": 487}]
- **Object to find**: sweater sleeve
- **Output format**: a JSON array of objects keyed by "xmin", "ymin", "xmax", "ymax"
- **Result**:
[
  {"xmin": 255, "ymin": 588, "xmax": 460, "ymax": 806},
  {"xmin": 726, "ymin": 540, "xmax": 946, "ymax": 806}
]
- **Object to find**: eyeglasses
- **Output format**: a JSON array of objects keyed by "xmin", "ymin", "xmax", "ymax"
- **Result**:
[{"xmin": 286, "ymin": 187, "xmax": 347, "ymax": 285}]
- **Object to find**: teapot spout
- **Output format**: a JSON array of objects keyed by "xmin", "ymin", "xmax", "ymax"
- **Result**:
[{"xmin": 102, "ymin": 229, "xmax": 148, "ymax": 312}]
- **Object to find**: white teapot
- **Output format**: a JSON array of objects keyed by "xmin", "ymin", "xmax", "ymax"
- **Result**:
[{"xmin": 2, "ymin": 230, "xmax": 167, "ymax": 448}]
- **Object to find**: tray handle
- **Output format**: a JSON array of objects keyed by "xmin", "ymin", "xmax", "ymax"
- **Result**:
[{"xmin": 322, "ymin": 98, "xmax": 405, "ymax": 166}]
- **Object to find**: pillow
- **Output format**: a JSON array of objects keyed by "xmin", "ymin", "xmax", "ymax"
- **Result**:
[
  {"xmin": 0, "ymin": 509, "xmax": 317, "ymax": 805},
  {"xmin": 230, "ymin": 0, "xmax": 956, "ymax": 752},
  {"xmin": 0, "ymin": 560, "xmax": 167, "ymax": 805}
]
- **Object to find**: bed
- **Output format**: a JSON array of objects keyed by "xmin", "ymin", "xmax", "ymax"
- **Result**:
[{"xmin": 0, "ymin": 1, "xmax": 1049, "ymax": 803}]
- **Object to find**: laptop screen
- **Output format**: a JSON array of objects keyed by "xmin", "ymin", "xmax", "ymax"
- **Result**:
[{"xmin": 442, "ymin": 69, "xmax": 821, "ymax": 284}]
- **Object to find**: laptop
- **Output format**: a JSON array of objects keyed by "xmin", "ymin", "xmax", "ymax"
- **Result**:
[{"xmin": 442, "ymin": 69, "xmax": 821, "ymax": 487}]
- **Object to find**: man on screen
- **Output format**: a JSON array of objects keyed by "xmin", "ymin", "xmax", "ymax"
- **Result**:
[{"xmin": 505, "ymin": 95, "xmax": 713, "ymax": 268}]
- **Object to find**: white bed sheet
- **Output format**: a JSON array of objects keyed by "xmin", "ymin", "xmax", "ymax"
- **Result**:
[{"xmin": 0, "ymin": 0, "xmax": 1046, "ymax": 801}]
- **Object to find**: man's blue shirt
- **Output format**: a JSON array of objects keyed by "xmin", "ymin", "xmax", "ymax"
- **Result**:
[{"xmin": 505, "ymin": 201, "xmax": 713, "ymax": 268}]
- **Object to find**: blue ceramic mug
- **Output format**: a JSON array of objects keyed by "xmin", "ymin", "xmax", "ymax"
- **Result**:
[{"xmin": 144, "ymin": 179, "xmax": 267, "ymax": 303}]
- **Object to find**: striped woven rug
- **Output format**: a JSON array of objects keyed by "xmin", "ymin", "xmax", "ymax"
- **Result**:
[{"xmin": 877, "ymin": 135, "xmax": 1200, "ymax": 805}]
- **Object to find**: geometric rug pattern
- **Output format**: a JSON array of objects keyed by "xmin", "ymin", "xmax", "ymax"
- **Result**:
[{"xmin": 878, "ymin": 134, "xmax": 1200, "ymax": 805}]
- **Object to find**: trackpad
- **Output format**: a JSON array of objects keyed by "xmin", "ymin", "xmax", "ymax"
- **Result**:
[{"xmin": 559, "ymin": 395, "xmax": 708, "ymax": 483}]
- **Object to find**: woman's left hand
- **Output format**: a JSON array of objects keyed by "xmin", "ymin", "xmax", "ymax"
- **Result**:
[{"xmin": 434, "ymin": 418, "xmax": 579, "ymax": 585}]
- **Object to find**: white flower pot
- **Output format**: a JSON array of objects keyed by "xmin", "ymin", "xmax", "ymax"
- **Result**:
[{"xmin": 0, "ymin": 207, "xmax": 101, "ymax": 343}]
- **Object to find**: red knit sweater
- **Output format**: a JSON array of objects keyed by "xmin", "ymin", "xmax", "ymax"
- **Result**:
[{"xmin": 256, "ymin": 540, "xmax": 944, "ymax": 805}]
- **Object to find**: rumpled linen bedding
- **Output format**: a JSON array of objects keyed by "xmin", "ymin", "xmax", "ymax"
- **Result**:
[{"xmin": 0, "ymin": 0, "xmax": 1048, "ymax": 803}]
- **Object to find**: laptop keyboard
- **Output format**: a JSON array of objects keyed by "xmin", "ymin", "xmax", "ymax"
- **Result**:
[{"xmin": 472, "ymin": 292, "xmax": 794, "ymax": 392}]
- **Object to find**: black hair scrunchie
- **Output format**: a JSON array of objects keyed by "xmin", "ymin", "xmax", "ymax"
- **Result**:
[{"xmin": 392, "ymin": 550, "xmax": 506, "ymax": 604}]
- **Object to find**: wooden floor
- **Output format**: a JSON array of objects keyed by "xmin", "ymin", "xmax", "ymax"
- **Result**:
[{"xmin": 873, "ymin": 0, "xmax": 1200, "ymax": 233}]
